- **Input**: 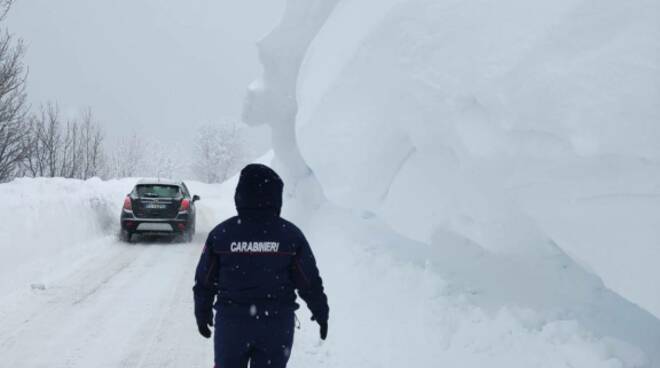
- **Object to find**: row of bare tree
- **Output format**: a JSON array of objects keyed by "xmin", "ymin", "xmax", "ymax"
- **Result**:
[
  {"xmin": 103, "ymin": 122, "xmax": 246, "ymax": 184},
  {"xmin": 2, "ymin": 98, "xmax": 245, "ymax": 183},
  {"xmin": 0, "ymin": 0, "xmax": 27, "ymax": 182},
  {"xmin": 0, "ymin": 1, "xmax": 105, "ymax": 182},
  {"xmin": 20, "ymin": 105, "xmax": 105, "ymax": 179},
  {"xmin": 0, "ymin": 0, "xmax": 248, "ymax": 184},
  {"xmin": 192, "ymin": 123, "xmax": 245, "ymax": 184}
]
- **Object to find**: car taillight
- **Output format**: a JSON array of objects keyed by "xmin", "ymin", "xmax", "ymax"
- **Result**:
[
  {"xmin": 123, "ymin": 196, "xmax": 132, "ymax": 211},
  {"xmin": 179, "ymin": 199, "xmax": 190, "ymax": 212}
]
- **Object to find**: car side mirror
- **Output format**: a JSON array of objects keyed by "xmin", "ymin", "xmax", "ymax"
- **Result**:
[{"xmin": 193, "ymin": 195, "xmax": 200, "ymax": 202}]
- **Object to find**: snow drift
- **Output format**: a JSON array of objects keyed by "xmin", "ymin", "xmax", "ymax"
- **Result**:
[
  {"xmin": 0, "ymin": 177, "xmax": 231, "ymax": 368},
  {"xmin": 0, "ymin": 177, "xmax": 230, "ymax": 300},
  {"xmin": 0, "ymin": 178, "xmax": 126, "ymax": 298},
  {"xmin": 243, "ymin": 0, "xmax": 660, "ymax": 366},
  {"xmin": 295, "ymin": 0, "xmax": 660, "ymax": 322}
]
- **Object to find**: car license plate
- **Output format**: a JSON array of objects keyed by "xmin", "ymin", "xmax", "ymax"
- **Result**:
[{"xmin": 145, "ymin": 204, "xmax": 167, "ymax": 209}]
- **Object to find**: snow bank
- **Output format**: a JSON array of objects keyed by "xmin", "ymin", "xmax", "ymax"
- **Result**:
[
  {"xmin": 289, "ymin": 203, "xmax": 659, "ymax": 368},
  {"xmin": 295, "ymin": 0, "xmax": 660, "ymax": 320},
  {"xmin": 0, "ymin": 177, "xmax": 233, "ymax": 300},
  {"xmin": 238, "ymin": 0, "xmax": 660, "ymax": 365},
  {"xmin": 0, "ymin": 178, "xmax": 130, "ymax": 298},
  {"xmin": 242, "ymin": 0, "xmax": 338, "ymax": 213}
]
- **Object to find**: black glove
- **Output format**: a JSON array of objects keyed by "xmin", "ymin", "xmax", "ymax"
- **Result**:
[
  {"xmin": 311, "ymin": 316, "xmax": 328, "ymax": 340},
  {"xmin": 197, "ymin": 318, "xmax": 213, "ymax": 339}
]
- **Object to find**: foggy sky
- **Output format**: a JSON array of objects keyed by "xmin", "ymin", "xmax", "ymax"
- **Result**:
[{"xmin": 6, "ymin": 0, "xmax": 283, "ymax": 146}]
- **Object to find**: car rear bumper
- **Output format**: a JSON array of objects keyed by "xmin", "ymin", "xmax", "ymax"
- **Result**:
[{"xmin": 120, "ymin": 210, "xmax": 191, "ymax": 234}]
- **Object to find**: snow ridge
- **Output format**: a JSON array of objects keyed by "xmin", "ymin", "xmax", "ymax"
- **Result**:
[{"xmin": 254, "ymin": 0, "xmax": 660, "ymax": 366}]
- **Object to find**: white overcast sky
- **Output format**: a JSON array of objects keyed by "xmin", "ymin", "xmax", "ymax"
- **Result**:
[{"xmin": 6, "ymin": 0, "xmax": 284, "ymax": 144}]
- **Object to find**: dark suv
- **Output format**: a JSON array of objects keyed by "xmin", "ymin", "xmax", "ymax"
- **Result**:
[{"xmin": 120, "ymin": 179, "xmax": 200, "ymax": 243}]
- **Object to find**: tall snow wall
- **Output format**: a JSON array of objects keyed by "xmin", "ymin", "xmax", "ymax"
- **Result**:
[
  {"xmin": 295, "ymin": 0, "xmax": 660, "ymax": 318},
  {"xmin": 244, "ymin": 0, "xmax": 660, "ymax": 364},
  {"xmin": 242, "ymin": 0, "xmax": 340, "ymax": 213}
]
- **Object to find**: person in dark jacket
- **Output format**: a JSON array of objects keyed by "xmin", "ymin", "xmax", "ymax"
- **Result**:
[{"xmin": 193, "ymin": 163, "xmax": 329, "ymax": 368}]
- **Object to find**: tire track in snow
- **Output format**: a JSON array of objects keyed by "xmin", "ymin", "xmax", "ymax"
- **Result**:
[
  {"xmin": 0, "ymin": 239, "xmax": 137, "ymax": 353},
  {"xmin": 71, "ymin": 260, "xmax": 133, "ymax": 306},
  {"xmin": 59, "ymin": 242, "xmax": 190, "ymax": 368},
  {"xmin": 57, "ymin": 243, "xmax": 174, "ymax": 368},
  {"xmin": 131, "ymin": 237, "xmax": 208, "ymax": 368},
  {"xmin": 0, "ymin": 239, "xmax": 184, "ymax": 368}
]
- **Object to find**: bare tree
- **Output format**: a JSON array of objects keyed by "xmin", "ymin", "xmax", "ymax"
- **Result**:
[
  {"xmin": 0, "ymin": 3, "xmax": 28, "ymax": 182},
  {"xmin": 0, "ymin": 1, "xmax": 107, "ymax": 181},
  {"xmin": 0, "ymin": 1, "xmax": 13, "ymax": 21},
  {"xmin": 107, "ymin": 132, "xmax": 145, "ymax": 178},
  {"xmin": 60, "ymin": 119, "xmax": 79, "ymax": 177},
  {"xmin": 106, "ymin": 134, "xmax": 194, "ymax": 180},
  {"xmin": 41, "ymin": 104, "xmax": 61, "ymax": 177},
  {"xmin": 148, "ymin": 141, "xmax": 187, "ymax": 180},
  {"xmin": 77, "ymin": 108, "xmax": 104, "ymax": 179},
  {"xmin": 22, "ymin": 105, "xmax": 60, "ymax": 177},
  {"xmin": 22, "ymin": 113, "xmax": 45, "ymax": 177},
  {"xmin": 105, "ymin": 122, "xmax": 246, "ymax": 181},
  {"xmin": 193, "ymin": 122, "xmax": 245, "ymax": 183},
  {"xmin": 22, "ymin": 104, "xmax": 105, "ymax": 179}
]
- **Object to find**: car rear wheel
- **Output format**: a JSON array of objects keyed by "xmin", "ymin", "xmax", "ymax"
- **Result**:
[
  {"xmin": 120, "ymin": 230, "xmax": 134, "ymax": 243},
  {"xmin": 182, "ymin": 222, "xmax": 195, "ymax": 243},
  {"xmin": 183, "ymin": 229, "xmax": 194, "ymax": 243}
]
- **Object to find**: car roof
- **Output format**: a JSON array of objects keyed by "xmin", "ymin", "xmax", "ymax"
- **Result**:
[{"xmin": 135, "ymin": 178, "xmax": 184, "ymax": 186}]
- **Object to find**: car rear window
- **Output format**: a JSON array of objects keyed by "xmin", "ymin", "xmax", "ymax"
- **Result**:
[{"xmin": 135, "ymin": 185, "xmax": 180, "ymax": 198}]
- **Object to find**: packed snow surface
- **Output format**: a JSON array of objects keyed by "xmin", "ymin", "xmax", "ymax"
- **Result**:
[{"xmin": 1, "ymin": 176, "xmax": 659, "ymax": 367}]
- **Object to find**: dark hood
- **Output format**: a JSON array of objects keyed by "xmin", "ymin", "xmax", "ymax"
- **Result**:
[{"xmin": 234, "ymin": 164, "xmax": 284, "ymax": 217}]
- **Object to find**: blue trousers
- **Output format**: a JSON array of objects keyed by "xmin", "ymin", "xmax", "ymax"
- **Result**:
[{"xmin": 214, "ymin": 312, "xmax": 295, "ymax": 368}]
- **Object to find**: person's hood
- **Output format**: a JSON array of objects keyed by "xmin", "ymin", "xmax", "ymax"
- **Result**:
[{"xmin": 234, "ymin": 164, "xmax": 284, "ymax": 218}]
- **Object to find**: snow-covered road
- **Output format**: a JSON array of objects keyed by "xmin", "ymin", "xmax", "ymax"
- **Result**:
[
  {"xmin": 0, "ymin": 236, "xmax": 214, "ymax": 368},
  {"xmin": 1, "ymin": 177, "xmax": 659, "ymax": 368},
  {"xmin": 0, "ymin": 178, "xmax": 329, "ymax": 368}
]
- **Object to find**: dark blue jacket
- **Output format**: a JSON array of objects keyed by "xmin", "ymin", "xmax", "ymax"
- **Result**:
[{"xmin": 193, "ymin": 164, "xmax": 329, "ymax": 324}]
